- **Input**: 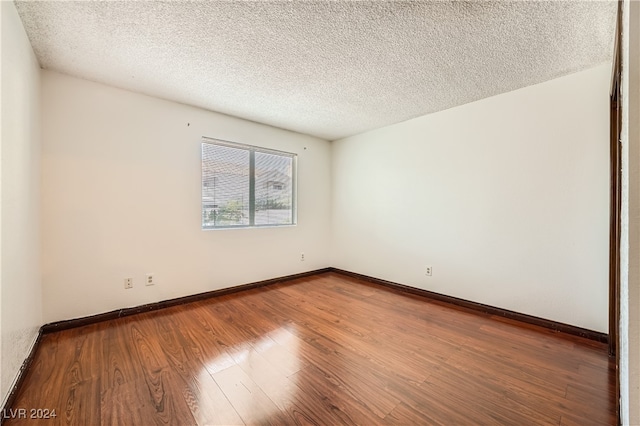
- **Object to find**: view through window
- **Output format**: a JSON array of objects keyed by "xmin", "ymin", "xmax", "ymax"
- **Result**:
[{"xmin": 202, "ymin": 139, "xmax": 296, "ymax": 228}]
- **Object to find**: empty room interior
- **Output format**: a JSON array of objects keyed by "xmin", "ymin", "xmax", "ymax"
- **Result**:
[{"xmin": 2, "ymin": 0, "xmax": 640, "ymax": 425}]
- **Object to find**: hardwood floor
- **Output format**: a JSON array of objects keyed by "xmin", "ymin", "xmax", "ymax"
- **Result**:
[{"xmin": 5, "ymin": 272, "xmax": 615, "ymax": 425}]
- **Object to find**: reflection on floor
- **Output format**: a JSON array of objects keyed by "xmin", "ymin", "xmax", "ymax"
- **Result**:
[{"xmin": 6, "ymin": 272, "xmax": 616, "ymax": 425}]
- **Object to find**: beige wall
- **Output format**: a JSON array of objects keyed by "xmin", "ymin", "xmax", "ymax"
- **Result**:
[
  {"xmin": 332, "ymin": 63, "xmax": 611, "ymax": 332},
  {"xmin": 41, "ymin": 71, "xmax": 332, "ymax": 323},
  {"xmin": 0, "ymin": 1, "xmax": 43, "ymax": 404}
]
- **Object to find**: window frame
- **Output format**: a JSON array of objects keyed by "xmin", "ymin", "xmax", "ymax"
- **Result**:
[{"xmin": 201, "ymin": 137, "xmax": 297, "ymax": 230}]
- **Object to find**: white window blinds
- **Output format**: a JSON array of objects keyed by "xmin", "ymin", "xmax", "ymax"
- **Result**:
[{"xmin": 202, "ymin": 139, "xmax": 296, "ymax": 229}]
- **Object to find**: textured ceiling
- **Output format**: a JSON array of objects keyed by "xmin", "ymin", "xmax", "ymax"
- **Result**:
[{"xmin": 15, "ymin": 1, "xmax": 616, "ymax": 141}]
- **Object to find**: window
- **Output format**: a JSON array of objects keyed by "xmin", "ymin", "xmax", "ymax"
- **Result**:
[{"xmin": 202, "ymin": 138, "xmax": 296, "ymax": 229}]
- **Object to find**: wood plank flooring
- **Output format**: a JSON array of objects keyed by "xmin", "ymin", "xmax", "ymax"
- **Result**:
[{"xmin": 4, "ymin": 272, "xmax": 615, "ymax": 425}]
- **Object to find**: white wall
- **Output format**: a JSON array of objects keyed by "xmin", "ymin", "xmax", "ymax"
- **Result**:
[
  {"xmin": 620, "ymin": 0, "xmax": 639, "ymax": 423},
  {"xmin": 0, "ymin": 1, "xmax": 43, "ymax": 404},
  {"xmin": 41, "ymin": 71, "xmax": 331, "ymax": 323},
  {"xmin": 332, "ymin": 63, "xmax": 611, "ymax": 333}
]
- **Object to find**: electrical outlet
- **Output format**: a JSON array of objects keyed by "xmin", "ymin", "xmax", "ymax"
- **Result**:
[
  {"xmin": 301, "ymin": 253, "xmax": 305, "ymax": 261},
  {"xmin": 145, "ymin": 274, "xmax": 154, "ymax": 286},
  {"xmin": 426, "ymin": 266, "xmax": 433, "ymax": 277},
  {"xmin": 124, "ymin": 278, "xmax": 133, "ymax": 289}
]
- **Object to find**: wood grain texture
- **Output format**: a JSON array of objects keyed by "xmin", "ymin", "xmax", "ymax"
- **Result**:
[
  {"xmin": 5, "ymin": 273, "xmax": 615, "ymax": 425},
  {"xmin": 42, "ymin": 269, "xmax": 332, "ymax": 334},
  {"xmin": 331, "ymin": 268, "xmax": 608, "ymax": 343}
]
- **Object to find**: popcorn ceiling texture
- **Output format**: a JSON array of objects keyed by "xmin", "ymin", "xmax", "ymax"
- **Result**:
[{"xmin": 15, "ymin": 1, "xmax": 616, "ymax": 141}]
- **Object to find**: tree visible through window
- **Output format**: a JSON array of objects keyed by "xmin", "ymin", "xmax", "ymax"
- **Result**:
[{"xmin": 202, "ymin": 139, "xmax": 296, "ymax": 228}]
